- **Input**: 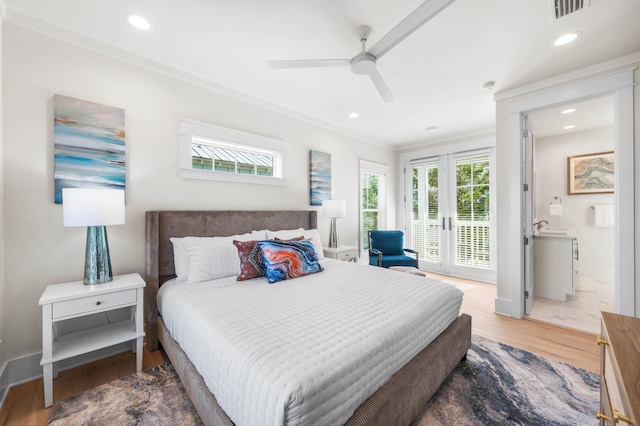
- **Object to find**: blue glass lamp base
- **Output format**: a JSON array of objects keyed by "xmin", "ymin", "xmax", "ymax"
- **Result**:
[{"xmin": 84, "ymin": 226, "xmax": 113, "ymax": 285}]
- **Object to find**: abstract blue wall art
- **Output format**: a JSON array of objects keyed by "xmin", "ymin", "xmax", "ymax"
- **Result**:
[
  {"xmin": 54, "ymin": 94, "xmax": 125, "ymax": 204},
  {"xmin": 309, "ymin": 150, "xmax": 331, "ymax": 206}
]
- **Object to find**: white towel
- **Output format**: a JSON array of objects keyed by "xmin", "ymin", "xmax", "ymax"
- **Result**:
[
  {"xmin": 594, "ymin": 205, "xmax": 614, "ymax": 228},
  {"xmin": 549, "ymin": 204, "xmax": 563, "ymax": 216}
]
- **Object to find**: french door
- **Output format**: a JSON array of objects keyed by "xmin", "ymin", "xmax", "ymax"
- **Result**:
[{"xmin": 407, "ymin": 150, "xmax": 496, "ymax": 281}]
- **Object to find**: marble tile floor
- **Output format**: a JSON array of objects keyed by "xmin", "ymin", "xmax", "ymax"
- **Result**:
[{"xmin": 528, "ymin": 275, "xmax": 614, "ymax": 334}]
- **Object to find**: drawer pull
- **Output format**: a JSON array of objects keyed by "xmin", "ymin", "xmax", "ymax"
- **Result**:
[
  {"xmin": 596, "ymin": 410, "xmax": 610, "ymax": 421},
  {"xmin": 597, "ymin": 336, "xmax": 609, "ymax": 346},
  {"xmin": 96, "ymin": 301, "xmax": 102, "ymax": 306},
  {"xmin": 614, "ymin": 409, "xmax": 633, "ymax": 424}
]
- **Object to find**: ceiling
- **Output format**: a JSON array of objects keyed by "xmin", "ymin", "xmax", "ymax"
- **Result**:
[
  {"xmin": 5, "ymin": 0, "xmax": 640, "ymax": 149},
  {"xmin": 527, "ymin": 95, "xmax": 614, "ymax": 139}
]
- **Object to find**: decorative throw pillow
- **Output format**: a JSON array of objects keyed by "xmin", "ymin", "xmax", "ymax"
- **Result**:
[
  {"xmin": 274, "ymin": 236, "xmax": 304, "ymax": 242},
  {"xmin": 265, "ymin": 228, "xmax": 325, "ymax": 260},
  {"xmin": 234, "ymin": 240, "xmax": 266, "ymax": 281},
  {"xmin": 257, "ymin": 240, "xmax": 323, "ymax": 283}
]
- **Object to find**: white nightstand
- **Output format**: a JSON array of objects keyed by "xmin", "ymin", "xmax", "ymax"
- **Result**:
[
  {"xmin": 39, "ymin": 273, "xmax": 145, "ymax": 407},
  {"xmin": 323, "ymin": 245, "xmax": 358, "ymax": 262}
]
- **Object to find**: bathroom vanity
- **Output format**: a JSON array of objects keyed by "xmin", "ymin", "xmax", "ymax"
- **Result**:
[{"xmin": 533, "ymin": 225, "xmax": 578, "ymax": 302}]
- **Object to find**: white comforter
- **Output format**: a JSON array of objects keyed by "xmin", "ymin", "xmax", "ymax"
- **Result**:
[{"xmin": 158, "ymin": 259, "xmax": 463, "ymax": 426}]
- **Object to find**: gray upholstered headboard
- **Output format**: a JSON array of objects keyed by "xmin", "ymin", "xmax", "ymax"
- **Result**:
[{"xmin": 144, "ymin": 210, "xmax": 318, "ymax": 351}]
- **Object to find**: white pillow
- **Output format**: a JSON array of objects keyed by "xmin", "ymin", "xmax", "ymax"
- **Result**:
[
  {"xmin": 265, "ymin": 228, "xmax": 324, "ymax": 260},
  {"xmin": 251, "ymin": 229, "xmax": 267, "ymax": 240},
  {"xmin": 169, "ymin": 237, "xmax": 189, "ymax": 282},
  {"xmin": 183, "ymin": 232, "xmax": 257, "ymax": 282}
]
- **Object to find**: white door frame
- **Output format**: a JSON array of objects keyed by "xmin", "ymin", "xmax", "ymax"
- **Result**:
[{"xmin": 507, "ymin": 69, "xmax": 635, "ymax": 319}]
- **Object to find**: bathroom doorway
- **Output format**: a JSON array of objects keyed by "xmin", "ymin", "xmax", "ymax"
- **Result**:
[{"xmin": 524, "ymin": 95, "xmax": 615, "ymax": 333}]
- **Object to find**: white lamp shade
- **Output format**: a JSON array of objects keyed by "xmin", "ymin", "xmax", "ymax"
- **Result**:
[
  {"xmin": 63, "ymin": 188, "xmax": 125, "ymax": 227},
  {"xmin": 322, "ymin": 199, "xmax": 346, "ymax": 219}
]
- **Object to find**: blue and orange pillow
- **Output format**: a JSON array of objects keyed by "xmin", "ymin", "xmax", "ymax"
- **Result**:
[
  {"xmin": 234, "ymin": 238, "xmax": 323, "ymax": 282},
  {"xmin": 257, "ymin": 239, "xmax": 323, "ymax": 283}
]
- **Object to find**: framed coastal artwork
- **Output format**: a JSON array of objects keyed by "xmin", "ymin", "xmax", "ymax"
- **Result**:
[
  {"xmin": 53, "ymin": 94, "xmax": 125, "ymax": 204},
  {"xmin": 309, "ymin": 150, "xmax": 331, "ymax": 206},
  {"xmin": 567, "ymin": 151, "xmax": 614, "ymax": 195}
]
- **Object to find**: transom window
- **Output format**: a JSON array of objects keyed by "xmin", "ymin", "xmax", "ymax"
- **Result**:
[
  {"xmin": 181, "ymin": 118, "xmax": 288, "ymax": 186},
  {"xmin": 191, "ymin": 139, "xmax": 278, "ymax": 177}
]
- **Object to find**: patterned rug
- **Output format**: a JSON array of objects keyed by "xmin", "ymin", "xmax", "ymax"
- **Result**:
[
  {"xmin": 48, "ymin": 363, "xmax": 202, "ymax": 426},
  {"xmin": 49, "ymin": 336, "xmax": 599, "ymax": 426},
  {"xmin": 412, "ymin": 336, "xmax": 599, "ymax": 425}
]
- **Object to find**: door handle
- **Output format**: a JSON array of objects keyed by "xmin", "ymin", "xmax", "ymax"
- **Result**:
[
  {"xmin": 448, "ymin": 217, "xmax": 452, "ymax": 231},
  {"xmin": 441, "ymin": 217, "xmax": 445, "ymax": 230}
]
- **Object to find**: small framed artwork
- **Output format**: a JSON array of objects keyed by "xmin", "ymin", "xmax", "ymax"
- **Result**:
[
  {"xmin": 309, "ymin": 150, "xmax": 331, "ymax": 206},
  {"xmin": 567, "ymin": 151, "xmax": 614, "ymax": 195}
]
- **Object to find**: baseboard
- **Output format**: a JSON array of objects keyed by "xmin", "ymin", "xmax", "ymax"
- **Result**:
[
  {"xmin": 0, "ymin": 342, "xmax": 132, "ymax": 411},
  {"xmin": 0, "ymin": 359, "xmax": 9, "ymax": 411},
  {"xmin": 494, "ymin": 297, "xmax": 513, "ymax": 317}
]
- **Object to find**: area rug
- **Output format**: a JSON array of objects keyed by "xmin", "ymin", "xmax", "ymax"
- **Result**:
[
  {"xmin": 49, "ymin": 336, "xmax": 599, "ymax": 426},
  {"xmin": 411, "ymin": 335, "xmax": 599, "ymax": 425},
  {"xmin": 48, "ymin": 363, "xmax": 202, "ymax": 425}
]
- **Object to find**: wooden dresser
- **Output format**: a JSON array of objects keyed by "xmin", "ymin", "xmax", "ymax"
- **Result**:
[{"xmin": 597, "ymin": 312, "xmax": 640, "ymax": 425}]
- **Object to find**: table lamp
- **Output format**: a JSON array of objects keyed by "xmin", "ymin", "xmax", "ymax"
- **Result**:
[
  {"xmin": 63, "ymin": 188, "xmax": 125, "ymax": 285},
  {"xmin": 322, "ymin": 199, "xmax": 346, "ymax": 248}
]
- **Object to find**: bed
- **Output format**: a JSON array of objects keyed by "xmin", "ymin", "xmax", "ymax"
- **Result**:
[{"xmin": 145, "ymin": 210, "xmax": 471, "ymax": 426}]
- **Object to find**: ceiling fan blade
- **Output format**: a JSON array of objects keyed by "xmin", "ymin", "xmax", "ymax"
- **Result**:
[
  {"xmin": 267, "ymin": 59, "xmax": 351, "ymax": 69},
  {"xmin": 368, "ymin": 69, "xmax": 394, "ymax": 103},
  {"xmin": 368, "ymin": 0, "xmax": 456, "ymax": 59}
]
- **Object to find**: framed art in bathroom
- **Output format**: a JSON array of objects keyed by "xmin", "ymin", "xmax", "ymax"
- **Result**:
[{"xmin": 567, "ymin": 151, "xmax": 614, "ymax": 195}]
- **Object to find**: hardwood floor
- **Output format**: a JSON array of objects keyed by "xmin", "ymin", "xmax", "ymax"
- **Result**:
[
  {"xmin": 423, "ymin": 271, "xmax": 600, "ymax": 372},
  {"xmin": 0, "ymin": 345, "xmax": 168, "ymax": 426},
  {"xmin": 0, "ymin": 274, "xmax": 600, "ymax": 425}
]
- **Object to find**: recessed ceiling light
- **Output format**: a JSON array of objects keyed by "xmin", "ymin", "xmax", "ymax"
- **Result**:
[
  {"xmin": 554, "ymin": 32, "xmax": 581, "ymax": 46},
  {"xmin": 125, "ymin": 13, "xmax": 151, "ymax": 31},
  {"xmin": 563, "ymin": 125, "xmax": 576, "ymax": 130},
  {"xmin": 348, "ymin": 112, "xmax": 359, "ymax": 119},
  {"xmin": 425, "ymin": 126, "xmax": 439, "ymax": 132},
  {"xmin": 561, "ymin": 108, "xmax": 576, "ymax": 114}
]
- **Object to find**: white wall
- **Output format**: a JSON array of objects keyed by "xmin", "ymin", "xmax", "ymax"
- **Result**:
[
  {"xmin": 0, "ymin": 7, "xmax": 5, "ymax": 377},
  {"xmin": 535, "ymin": 127, "xmax": 614, "ymax": 279},
  {"xmin": 2, "ymin": 23, "xmax": 396, "ymax": 361}
]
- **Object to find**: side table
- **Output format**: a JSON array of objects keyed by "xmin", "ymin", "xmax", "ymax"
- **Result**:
[
  {"xmin": 39, "ymin": 273, "xmax": 145, "ymax": 407},
  {"xmin": 323, "ymin": 245, "xmax": 359, "ymax": 262}
]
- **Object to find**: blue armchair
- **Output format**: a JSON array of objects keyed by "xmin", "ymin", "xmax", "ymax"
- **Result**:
[{"xmin": 368, "ymin": 230, "xmax": 418, "ymax": 268}]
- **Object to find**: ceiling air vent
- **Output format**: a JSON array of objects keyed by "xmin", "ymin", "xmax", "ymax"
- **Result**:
[{"xmin": 549, "ymin": 0, "xmax": 590, "ymax": 20}]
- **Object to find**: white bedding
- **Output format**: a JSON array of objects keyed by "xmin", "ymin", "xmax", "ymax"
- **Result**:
[{"xmin": 158, "ymin": 259, "xmax": 463, "ymax": 426}]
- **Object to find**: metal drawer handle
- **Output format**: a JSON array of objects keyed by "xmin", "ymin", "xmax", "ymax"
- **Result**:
[
  {"xmin": 96, "ymin": 301, "xmax": 102, "ymax": 306},
  {"xmin": 614, "ymin": 409, "xmax": 633, "ymax": 424},
  {"xmin": 596, "ymin": 410, "xmax": 610, "ymax": 421},
  {"xmin": 597, "ymin": 336, "xmax": 609, "ymax": 346}
]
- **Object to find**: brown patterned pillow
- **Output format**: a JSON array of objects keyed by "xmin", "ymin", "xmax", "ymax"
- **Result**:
[
  {"xmin": 233, "ymin": 240, "xmax": 265, "ymax": 281},
  {"xmin": 274, "ymin": 236, "xmax": 304, "ymax": 242}
]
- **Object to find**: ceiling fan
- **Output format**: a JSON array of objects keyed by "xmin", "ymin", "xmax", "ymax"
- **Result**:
[{"xmin": 267, "ymin": 0, "xmax": 456, "ymax": 103}]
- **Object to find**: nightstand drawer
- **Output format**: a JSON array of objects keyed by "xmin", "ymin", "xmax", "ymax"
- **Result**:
[
  {"xmin": 52, "ymin": 289, "xmax": 137, "ymax": 319},
  {"xmin": 337, "ymin": 250, "xmax": 357, "ymax": 261}
]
